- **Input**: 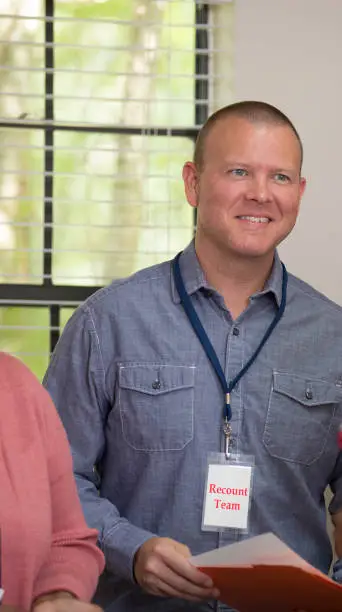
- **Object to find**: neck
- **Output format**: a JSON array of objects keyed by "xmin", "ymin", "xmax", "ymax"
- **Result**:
[{"xmin": 195, "ymin": 240, "xmax": 274, "ymax": 320}]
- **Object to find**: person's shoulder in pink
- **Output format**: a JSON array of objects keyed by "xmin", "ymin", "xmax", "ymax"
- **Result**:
[{"xmin": 0, "ymin": 352, "xmax": 104, "ymax": 612}]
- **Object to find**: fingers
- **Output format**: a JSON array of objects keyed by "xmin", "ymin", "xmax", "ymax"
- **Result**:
[
  {"xmin": 134, "ymin": 537, "xmax": 220, "ymax": 601},
  {"xmin": 142, "ymin": 556, "xmax": 217, "ymax": 601}
]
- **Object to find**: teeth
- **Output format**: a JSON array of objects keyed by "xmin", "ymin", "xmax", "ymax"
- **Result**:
[{"xmin": 239, "ymin": 216, "xmax": 269, "ymax": 223}]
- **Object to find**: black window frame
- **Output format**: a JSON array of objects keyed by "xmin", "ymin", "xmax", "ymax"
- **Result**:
[{"xmin": 0, "ymin": 0, "xmax": 209, "ymax": 354}]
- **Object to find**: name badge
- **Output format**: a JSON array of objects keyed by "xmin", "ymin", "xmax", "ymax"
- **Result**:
[{"xmin": 202, "ymin": 454, "xmax": 253, "ymax": 532}]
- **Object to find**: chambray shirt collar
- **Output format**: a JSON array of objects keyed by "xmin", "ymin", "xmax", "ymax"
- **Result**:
[
  {"xmin": 256, "ymin": 250, "xmax": 284, "ymax": 308},
  {"xmin": 171, "ymin": 240, "xmax": 209, "ymax": 304},
  {"xmin": 171, "ymin": 240, "xmax": 284, "ymax": 308}
]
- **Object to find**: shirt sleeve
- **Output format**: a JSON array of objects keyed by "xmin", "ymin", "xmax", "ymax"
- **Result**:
[
  {"xmin": 43, "ymin": 305, "xmax": 155, "ymax": 583},
  {"xmin": 328, "ymin": 451, "xmax": 342, "ymax": 583},
  {"xmin": 332, "ymin": 558, "xmax": 342, "ymax": 583},
  {"xmin": 329, "ymin": 451, "xmax": 342, "ymax": 515},
  {"xmin": 32, "ymin": 380, "xmax": 105, "ymax": 601}
]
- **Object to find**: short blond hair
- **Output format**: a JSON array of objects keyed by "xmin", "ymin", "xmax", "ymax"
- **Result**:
[{"xmin": 194, "ymin": 100, "xmax": 303, "ymax": 172}]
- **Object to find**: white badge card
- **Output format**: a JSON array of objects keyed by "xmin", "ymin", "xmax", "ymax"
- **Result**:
[{"xmin": 202, "ymin": 454, "xmax": 254, "ymax": 532}]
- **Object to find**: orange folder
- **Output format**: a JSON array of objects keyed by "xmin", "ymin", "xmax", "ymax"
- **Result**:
[{"xmin": 191, "ymin": 533, "xmax": 342, "ymax": 612}]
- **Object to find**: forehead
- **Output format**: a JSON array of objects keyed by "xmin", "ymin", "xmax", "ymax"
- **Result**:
[{"xmin": 203, "ymin": 116, "xmax": 301, "ymax": 168}]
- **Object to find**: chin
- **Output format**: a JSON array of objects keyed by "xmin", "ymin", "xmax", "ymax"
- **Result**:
[
  {"xmin": 231, "ymin": 243, "xmax": 275, "ymax": 259},
  {"xmin": 236, "ymin": 251, "xmax": 274, "ymax": 261}
]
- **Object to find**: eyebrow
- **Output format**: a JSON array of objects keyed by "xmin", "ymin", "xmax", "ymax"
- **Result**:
[{"xmin": 223, "ymin": 161, "xmax": 297, "ymax": 174}]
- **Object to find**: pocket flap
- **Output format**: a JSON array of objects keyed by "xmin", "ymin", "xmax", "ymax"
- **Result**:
[
  {"xmin": 273, "ymin": 371, "xmax": 342, "ymax": 406},
  {"xmin": 119, "ymin": 364, "xmax": 195, "ymax": 395}
]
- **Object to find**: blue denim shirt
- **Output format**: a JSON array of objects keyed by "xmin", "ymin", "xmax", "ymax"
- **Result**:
[{"xmin": 44, "ymin": 241, "xmax": 342, "ymax": 612}]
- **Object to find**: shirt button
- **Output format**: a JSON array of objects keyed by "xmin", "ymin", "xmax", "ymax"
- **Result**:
[
  {"xmin": 305, "ymin": 389, "xmax": 313, "ymax": 400},
  {"xmin": 152, "ymin": 380, "xmax": 161, "ymax": 390},
  {"xmin": 232, "ymin": 327, "xmax": 240, "ymax": 336}
]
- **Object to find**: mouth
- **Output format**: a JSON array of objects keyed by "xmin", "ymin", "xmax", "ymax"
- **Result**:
[{"xmin": 236, "ymin": 215, "xmax": 271, "ymax": 224}]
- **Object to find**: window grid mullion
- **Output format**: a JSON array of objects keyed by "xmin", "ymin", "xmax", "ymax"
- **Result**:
[
  {"xmin": 193, "ymin": 2, "xmax": 209, "ymax": 234},
  {"xmin": 44, "ymin": 0, "xmax": 54, "ymax": 287},
  {"xmin": 50, "ymin": 304, "xmax": 60, "ymax": 353},
  {"xmin": 44, "ymin": 0, "xmax": 56, "ymax": 352}
]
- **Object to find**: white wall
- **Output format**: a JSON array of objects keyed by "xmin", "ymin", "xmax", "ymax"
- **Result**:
[{"xmin": 234, "ymin": 0, "xmax": 342, "ymax": 304}]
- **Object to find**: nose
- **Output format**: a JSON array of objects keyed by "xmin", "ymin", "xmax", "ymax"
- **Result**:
[{"xmin": 246, "ymin": 175, "xmax": 271, "ymax": 204}]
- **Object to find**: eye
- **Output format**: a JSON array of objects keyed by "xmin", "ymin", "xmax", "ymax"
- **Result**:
[
  {"xmin": 230, "ymin": 168, "xmax": 248, "ymax": 177},
  {"xmin": 274, "ymin": 173, "xmax": 290, "ymax": 183}
]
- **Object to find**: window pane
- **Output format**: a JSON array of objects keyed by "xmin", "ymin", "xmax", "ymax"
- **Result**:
[
  {"xmin": 53, "ymin": 132, "xmax": 194, "ymax": 285},
  {"xmin": 0, "ymin": 128, "xmax": 44, "ymax": 283},
  {"xmin": 0, "ymin": 4, "xmax": 44, "ymax": 120},
  {"xmin": 54, "ymin": 0, "xmax": 195, "ymax": 128},
  {"xmin": 0, "ymin": 307, "xmax": 49, "ymax": 379},
  {"xmin": 60, "ymin": 307, "xmax": 75, "ymax": 330}
]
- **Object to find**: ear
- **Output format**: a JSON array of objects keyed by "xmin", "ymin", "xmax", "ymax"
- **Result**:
[
  {"xmin": 299, "ymin": 176, "xmax": 306, "ymax": 198},
  {"xmin": 182, "ymin": 162, "xmax": 200, "ymax": 208}
]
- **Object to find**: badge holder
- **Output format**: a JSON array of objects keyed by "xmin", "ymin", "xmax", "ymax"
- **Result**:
[{"xmin": 201, "ymin": 419, "xmax": 254, "ymax": 533}]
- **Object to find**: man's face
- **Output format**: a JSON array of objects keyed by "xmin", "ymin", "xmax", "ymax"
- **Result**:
[{"xmin": 183, "ymin": 116, "xmax": 306, "ymax": 261}]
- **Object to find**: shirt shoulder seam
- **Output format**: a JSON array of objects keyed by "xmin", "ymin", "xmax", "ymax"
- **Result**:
[
  {"xmin": 85, "ymin": 269, "xmax": 170, "ymax": 308},
  {"xmin": 288, "ymin": 275, "xmax": 342, "ymax": 314},
  {"xmin": 83, "ymin": 304, "xmax": 110, "ymax": 404}
]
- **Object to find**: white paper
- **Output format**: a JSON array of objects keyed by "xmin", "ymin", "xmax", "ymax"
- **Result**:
[{"xmin": 191, "ymin": 532, "xmax": 311, "ymax": 569}]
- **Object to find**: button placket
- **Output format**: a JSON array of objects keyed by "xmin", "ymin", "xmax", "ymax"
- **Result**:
[{"xmin": 225, "ymin": 324, "xmax": 244, "ymax": 445}]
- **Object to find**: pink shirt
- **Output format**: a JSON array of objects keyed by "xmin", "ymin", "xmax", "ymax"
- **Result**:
[{"xmin": 0, "ymin": 353, "xmax": 104, "ymax": 609}]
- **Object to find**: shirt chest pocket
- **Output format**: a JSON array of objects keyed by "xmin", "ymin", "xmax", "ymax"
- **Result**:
[
  {"xmin": 118, "ymin": 364, "xmax": 195, "ymax": 452},
  {"xmin": 263, "ymin": 371, "xmax": 342, "ymax": 465}
]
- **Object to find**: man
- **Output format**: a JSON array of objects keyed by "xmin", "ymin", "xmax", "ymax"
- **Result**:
[{"xmin": 44, "ymin": 101, "xmax": 342, "ymax": 612}]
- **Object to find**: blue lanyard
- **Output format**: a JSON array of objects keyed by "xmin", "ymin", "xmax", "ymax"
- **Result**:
[{"xmin": 172, "ymin": 253, "xmax": 288, "ymax": 426}]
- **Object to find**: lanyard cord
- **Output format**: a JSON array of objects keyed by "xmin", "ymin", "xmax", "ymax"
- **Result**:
[{"xmin": 172, "ymin": 253, "xmax": 288, "ymax": 422}]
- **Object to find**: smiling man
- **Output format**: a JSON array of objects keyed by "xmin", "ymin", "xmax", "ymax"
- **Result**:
[
  {"xmin": 44, "ymin": 101, "xmax": 342, "ymax": 612},
  {"xmin": 183, "ymin": 103, "xmax": 306, "ymax": 319}
]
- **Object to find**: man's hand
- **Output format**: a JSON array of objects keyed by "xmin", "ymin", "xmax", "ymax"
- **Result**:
[
  {"xmin": 133, "ymin": 537, "xmax": 220, "ymax": 602},
  {"xmin": 32, "ymin": 592, "xmax": 102, "ymax": 612}
]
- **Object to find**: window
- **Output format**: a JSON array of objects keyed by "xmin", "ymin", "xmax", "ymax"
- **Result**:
[{"xmin": 0, "ymin": 0, "xmax": 234, "ymax": 379}]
